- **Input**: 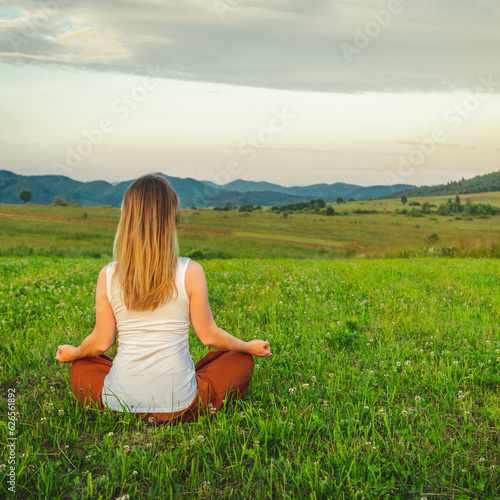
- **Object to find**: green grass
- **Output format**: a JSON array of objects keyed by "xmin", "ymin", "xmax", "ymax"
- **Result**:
[
  {"xmin": 2, "ymin": 200, "xmax": 500, "ymax": 260},
  {"xmin": 1, "ymin": 257, "xmax": 500, "ymax": 498}
]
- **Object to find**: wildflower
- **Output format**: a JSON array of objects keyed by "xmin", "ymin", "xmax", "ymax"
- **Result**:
[
  {"xmin": 415, "ymin": 396, "xmax": 421, "ymax": 403},
  {"xmin": 289, "ymin": 387, "xmax": 297, "ymax": 395},
  {"xmin": 198, "ymin": 435, "xmax": 205, "ymax": 442},
  {"xmin": 40, "ymin": 417, "xmax": 47, "ymax": 424},
  {"xmin": 208, "ymin": 403, "xmax": 217, "ymax": 415},
  {"xmin": 400, "ymin": 410, "xmax": 408, "ymax": 417},
  {"xmin": 328, "ymin": 373, "xmax": 334, "ymax": 379},
  {"xmin": 28, "ymin": 464, "xmax": 35, "ymax": 473},
  {"xmin": 453, "ymin": 360, "xmax": 459, "ymax": 365},
  {"xmin": 203, "ymin": 481, "xmax": 211, "ymax": 490},
  {"xmin": 123, "ymin": 445, "xmax": 130, "ymax": 453},
  {"xmin": 86, "ymin": 455, "xmax": 91, "ymax": 460},
  {"xmin": 384, "ymin": 373, "xmax": 388, "ymax": 377},
  {"xmin": 107, "ymin": 432, "xmax": 114, "ymax": 437},
  {"xmin": 430, "ymin": 352, "xmax": 435, "ymax": 357},
  {"xmin": 255, "ymin": 364, "xmax": 259, "ymax": 369},
  {"xmin": 132, "ymin": 470, "xmax": 138, "ymax": 475},
  {"xmin": 396, "ymin": 362, "xmax": 401, "ymax": 367},
  {"xmin": 58, "ymin": 409, "xmax": 65, "ymax": 416},
  {"xmin": 253, "ymin": 440, "xmax": 260, "ymax": 448},
  {"xmin": 148, "ymin": 416, "xmax": 155, "ymax": 424},
  {"xmin": 479, "ymin": 457, "xmax": 485, "ymax": 462},
  {"xmin": 311, "ymin": 376, "xmax": 317, "ymax": 383},
  {"xmin": 322, "ymin": 400, "xmax": 328, "ymax": 408},
  {"xmin": 282, "ymin": 406, "xmax": 288, "ymax": 413},
  {"xmin": 364, "ymin": 406, "xmax": 369, "ymax": 410},
  {"xmin": 41, "ymin": 376, "xmax": 46, "ymax": 381},
  {"xmin": 479, "ymin": 362, "xmax": 484, "ymax": 367},
  {"xmin": 240, "ymin": 411, "xmax": 246, "ymax": 418},
  {"xmin": 404, "ymin": 360, "xmax": 411, "ymax": 366},
  {"xmin": 146, "ymin": 443, "xmax": 152, "ymax": 448},
  {"xmin": 302, "ymin": 384, "xmax": 310, "ymax": 390},
  {"xmin": 0, "ymin": 464, "xmax": 6, "ymax": 471}
]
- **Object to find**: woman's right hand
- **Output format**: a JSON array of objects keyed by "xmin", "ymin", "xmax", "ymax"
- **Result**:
[
  {"xmin": 55, "ymin": 345, "xmax": 79, "ymax": 363},
  {"xmin": 248, "ymin": 340, "xmax": 273, "ymax": 357}
]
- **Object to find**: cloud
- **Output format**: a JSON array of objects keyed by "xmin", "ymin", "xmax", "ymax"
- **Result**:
[{"xmin": 0, "ymin": 0, "xmax": 499, "ymax": 93}]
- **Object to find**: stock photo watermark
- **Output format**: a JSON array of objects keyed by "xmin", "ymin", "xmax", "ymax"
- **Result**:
[
  {"xmin": 186, "ymin": 106, "xmax": 295, "ymax": 206},
  {"xmin": 4, "ymin": 388, "xmax": 17, "ymax": 494},
  {"xmin": 384, "ymin": 75, "xmax": 499, "ymax": 184},
  {"xmin": 7, "ymin": 0, "xmax": 71, "ymax": 51},
  {"xmin": 340, "ymin": 0, "xmax": 403, "ymax": 63},
  {"xmin": 51, "ymin": 66, "xmax": 162, "ymax": 176},
  {"xmin": 213, "ymin": 0, "xmax": 242, "ymax": 21}
]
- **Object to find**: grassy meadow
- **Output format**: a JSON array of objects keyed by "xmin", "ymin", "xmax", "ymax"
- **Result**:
[
  {"xmin": 1, "ymin": 191, "xmax": 500, "ymax": 260},
  {"xmin": 1, "ymin": 194, "xmax": 500, "ymax": 498}
]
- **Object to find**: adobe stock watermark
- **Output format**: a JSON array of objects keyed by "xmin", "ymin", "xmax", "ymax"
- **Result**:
[
  {"xmin": 213, "ymin": 0, "xmax": 243, "ymax": 21},
  {"xmin": 5, "ymin": 388, "xmax": 17, "ymax": 494},
  {"xmin": 51, "ymin": 66, "xmax": 162, "ymax": 176},
  {"xmin": 340, "ymin": 0, "xmax": 403, "ymax": 63},
  {"xmin": 384, "ymin": 75, "xmax": 499, "ymax": 184},
  {"xmin": 7, "ymin": 0, "xmax": 71, "ymax": 51},
  {"xmin": 188, "ymin": 106, "xmax": 295, "ymax": 206}
]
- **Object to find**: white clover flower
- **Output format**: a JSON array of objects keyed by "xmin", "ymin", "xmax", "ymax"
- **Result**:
[
  {"xmin": 132, "ymin": 470, "xmax": 138, "ymax": 475},
  {"xmin": 415, "ymin": 396, "xmax": 421, "ymax": 403},
  {"xmin": 107, "ymin": 432, "xmax": 114, "ymax": 437},
  {"xmin": 198, "ymin": 435, "xmax": 205, "ymax": 442},
  {"xmin": 302, "ymin": 384, "xmax": 310, "ymax": 390},
  {"xmin": 123, "ymin": 445, "xmax": 130, "ymax": 452}
]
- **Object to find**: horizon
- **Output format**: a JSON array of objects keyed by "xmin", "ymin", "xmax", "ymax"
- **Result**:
[
  {"xmin": 1, "ymin": 1, "xmax": 499, "ymax": 187},
  {"xmin": 3, "ymin": 166, "xmax": 492, "ymax": 191}
]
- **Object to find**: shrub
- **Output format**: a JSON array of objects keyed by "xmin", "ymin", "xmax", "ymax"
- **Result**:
[{"xmin": 53, "ymin": 197, "xmax": 67, "ymax": 206}]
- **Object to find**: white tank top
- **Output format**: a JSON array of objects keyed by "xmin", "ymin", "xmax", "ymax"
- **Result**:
[{"xmin": 102, "ymin": 257, "xmax": 198, "ymax": 413}]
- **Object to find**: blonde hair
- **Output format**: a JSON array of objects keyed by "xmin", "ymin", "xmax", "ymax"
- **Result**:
[{"xmin": 113, "ymin": 174, "xmax": 180, "ymax": 311}]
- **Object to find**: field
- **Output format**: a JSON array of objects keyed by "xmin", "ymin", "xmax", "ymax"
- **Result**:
[
  {"xmin": 1, "ymin": 194, "xmax": 500, "ymax": 498},
  {"xmin": 1, "ymin": 191, "xmax": 500, "ymax": 260}
]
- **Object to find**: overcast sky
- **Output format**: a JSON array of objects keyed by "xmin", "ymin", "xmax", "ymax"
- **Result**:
[{"xmin": 0, "ymin": 0, "xmax": 499, "ymax": 187}]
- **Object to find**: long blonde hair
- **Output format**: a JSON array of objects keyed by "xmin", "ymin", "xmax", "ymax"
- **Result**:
[{"xmin": 113, "ymin": 174, "xmax": 180, "ymax": 311}]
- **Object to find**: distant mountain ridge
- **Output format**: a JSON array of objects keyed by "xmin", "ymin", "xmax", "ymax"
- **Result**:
[
  {"xmin": 0, "ymin": 169, "xmax": 415, "ymax": 208},
  {"xmin": 382, "ymin": 170, "xmax": 500, "ymax": 199}
]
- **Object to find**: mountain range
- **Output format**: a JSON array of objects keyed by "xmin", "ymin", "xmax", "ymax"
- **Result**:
[
  {"xmin": 382, "ymin": 170, "xmax": 500, "ymax": 199},
  {"xmin": 0, "ymin": 170, "xmax": 414, "ymax": 208}
]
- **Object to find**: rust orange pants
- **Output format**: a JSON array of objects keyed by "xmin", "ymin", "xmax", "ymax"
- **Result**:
[{"xmin": 69, "ymin": 350, "xmax": 254, "ymax": 423}]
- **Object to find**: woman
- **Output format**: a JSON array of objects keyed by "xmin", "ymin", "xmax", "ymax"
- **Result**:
[{"xmin": 55, "ymin": 174, "xmax": 272, "ymax": 423}]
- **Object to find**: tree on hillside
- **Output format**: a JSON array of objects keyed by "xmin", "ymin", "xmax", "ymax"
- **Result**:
[
  {"xmin": 421, "ymin": 202, "xmax": 432, "ymax": 214},
  {"xmin": 53, "ymin": 197, "xmax": 67, "ymax": 206},
  {"xmin": 401, "ymin": 195, "xmax": 408, "ymax": 205},
  {"xmin": 336, "ymin": 196, "xmax": 345, "ymax": 204},
  {"xmin": 325, "ymin": 206, "xmax": 335, "ymax": 216},
  {"xmin": 19, "ymin": 189, "xmax": 32, "ymax": 204}
]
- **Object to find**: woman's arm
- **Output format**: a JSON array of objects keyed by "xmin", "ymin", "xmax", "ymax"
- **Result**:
[
  {"xmin": 55, "ymin": 266, "xmax": 117, "ymax": 363},
  {"xmin": 186, "ymin": 261, "xmax": 272, "ymax": 357}
]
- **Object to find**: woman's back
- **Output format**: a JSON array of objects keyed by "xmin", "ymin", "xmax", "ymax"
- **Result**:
[{"xmin": 102, "ymin": 257, "xmax": 197, "ymax": 413}]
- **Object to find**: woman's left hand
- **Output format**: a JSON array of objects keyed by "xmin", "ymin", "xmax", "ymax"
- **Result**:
[{"xmin": 55, "ymin": 345, "xmax": 79, "ymax": 363}]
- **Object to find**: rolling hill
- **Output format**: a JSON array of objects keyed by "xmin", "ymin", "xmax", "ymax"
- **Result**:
[
  {"xmin": 0, "ymin": 169, "xmax": 415, "ymax": 208},
  {"xmin": 383, "ymin": 170, "xmax": 500, "ymax": 199}
]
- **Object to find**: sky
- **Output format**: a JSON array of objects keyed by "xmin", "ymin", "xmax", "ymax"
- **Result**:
[{"xmin": 0, "ymin": 0, "xmax": 499, "ymax": 188}]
